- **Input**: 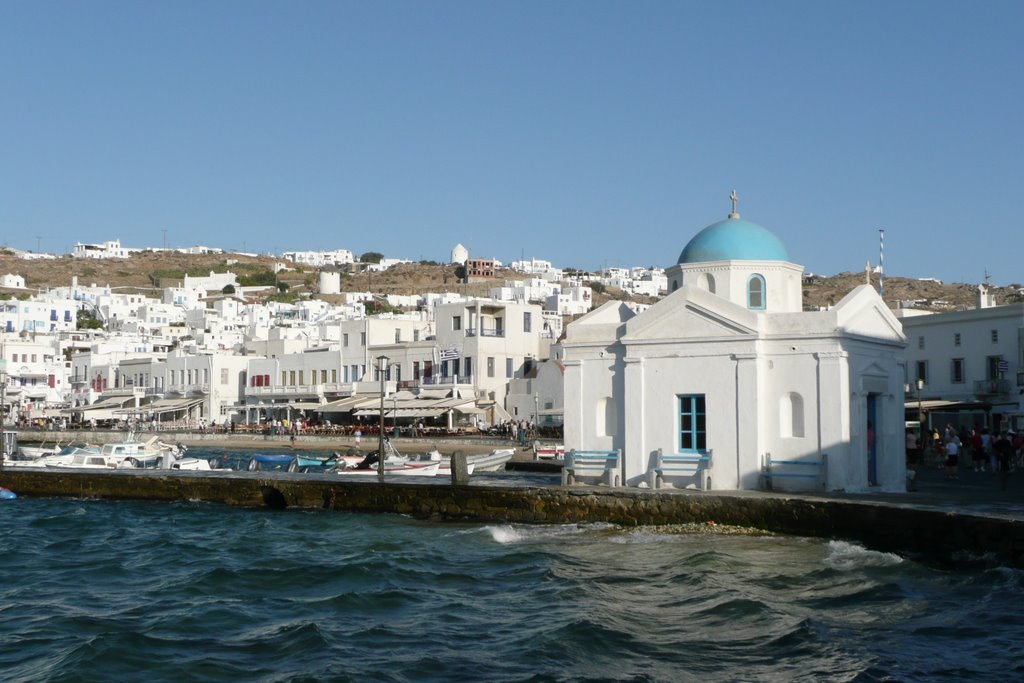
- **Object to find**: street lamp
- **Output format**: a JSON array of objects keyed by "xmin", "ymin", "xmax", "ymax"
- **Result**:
[
  {"xmin": 916, "ymin": 378, "xmax": 924, "ymax": 446},
  {"xmin": 0, "ymin": 371, "xmax": 5, "ymax": 468},
  {"xmin": 376, "ymin": 355, "xmax": 389, "ymax": 483},
  {"xmin": 533, "ymin": 393, "xmax": 539, "ymax": 436}
]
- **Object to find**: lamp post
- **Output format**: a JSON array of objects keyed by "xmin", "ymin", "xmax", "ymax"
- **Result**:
[
  {"xmin": 0, "ymin": 370, "xmax": 5, "ymax": 468},
  {"xmin": 376, "ymin": 355, "xmax": 389, "ymax": 483},
  {"xmin": 916, "ymin": 378, "xmax": 924, "ymax": 446},
  {"xmin": 533, "ymin": 393, "xmax": 539, "ymax": 437}
]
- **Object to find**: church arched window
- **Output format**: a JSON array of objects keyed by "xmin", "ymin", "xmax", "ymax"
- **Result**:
[
  {"xmin": 747, "ymin": 274, "xmax": 766, "ymax": 310},
  {"xmin": 698, "ymin": 273, "xmax": 716, "ymax": 293},
  {"xmin": 780, "ymin": 392, "xmax": 805, "ymax": 438}
]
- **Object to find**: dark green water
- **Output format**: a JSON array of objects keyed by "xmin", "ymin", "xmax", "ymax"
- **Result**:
[{"xmin": 2, "ymin": 474, "xmax": 1022, "ymax": 681}]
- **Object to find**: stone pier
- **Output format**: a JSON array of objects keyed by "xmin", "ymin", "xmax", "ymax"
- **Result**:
[{"xmin": 2, "ymin": 468, "xmax": 1022, "ymax": 568}]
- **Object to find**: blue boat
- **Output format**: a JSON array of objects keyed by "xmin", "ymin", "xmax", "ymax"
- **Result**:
[
  {"xmin": 1, "ymin": 487, "xmax": 17, "ymax": 500},
  {"xmin": 247, "ymin": 454, "xmax": 295, "ymax": 472}
]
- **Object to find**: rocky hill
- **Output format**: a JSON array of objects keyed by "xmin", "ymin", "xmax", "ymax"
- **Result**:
[{"xmin": 0, "ymin": 251, "xmax": 1019, "ymax": 314}]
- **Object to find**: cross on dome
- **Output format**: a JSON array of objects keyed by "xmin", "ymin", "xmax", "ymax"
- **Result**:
[{"xmin": 728, "ymin": 189, "xmax": 740, "ymax": 220}]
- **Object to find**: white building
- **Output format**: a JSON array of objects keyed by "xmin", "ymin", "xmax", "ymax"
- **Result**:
[
  {"xmin": 545, "ymin": 285, "xmax": 593, "ymax": 316},
  {"xmin": 283, "ymin": 249, "xmax": 355, "ymax": 268},
  {"xmin": 562, "ymin": 198, "xmax": 907, "ymax": 492},
  {"xmin": 433, "ymin": 298, "xmax": 546, "ymax": 406},
  {"xmin": 898, "ymin": 284, "xmax": 1024, "ymax": 432},
  {"xmin": 1, "ymin": 274, "xmax": 26, "ymax": 289},
  {"xmin": 73, "ymin": 240, "xmax": 136, "ymax": 259}
]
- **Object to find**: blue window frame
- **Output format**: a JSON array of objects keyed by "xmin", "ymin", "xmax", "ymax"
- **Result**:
[
  {"xmin": 747, "ymin": 274, "xmax": 765, "ymax": 310},
  {"xmin": 678, "ymin": 394, "xmax": 706, "ymax": 452}
]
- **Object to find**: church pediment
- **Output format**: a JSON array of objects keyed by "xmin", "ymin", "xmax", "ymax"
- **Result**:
[
  {"xmin": 834, "ymin": 286, "xmax": 905, "ymax": 341},
  {"xmin": 623, "ymin": 287, "xmax": 758, "ymax": 341}
]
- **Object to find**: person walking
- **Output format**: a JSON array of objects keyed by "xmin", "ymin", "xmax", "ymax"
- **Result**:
[
  {"xmin": 994, "ymin": 432, "xmax": 1013, "ymax": 491},
  {"xmin": 944, "ymin": 436, "xmax": 960, "ymax": 480}
]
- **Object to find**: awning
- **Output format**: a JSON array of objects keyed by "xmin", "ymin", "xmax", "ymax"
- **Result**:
[
  {"xmin": 315, "ymin": 395, "xmax": 379, "ymax": 412},
  {"xmin": 353, "ymin": 407, "xmax": 448, "ymax": 418},
  {"xmin": 287, "ymin": 401, "xmax": 324, "ymax": 410},
  {"xmin": 453, "ymin": 404, "xmax": 486, "ymax": 415},
  {"xmin": 71, "ymin": 396, "xmax": 136, "ymax": 421},
  {"xmin": 905, "ymin": 399, "xmax": 991, "ymax": 411},
  {"xmin": 116, "ymin": 397, "xmax": 204, "ymax": 415},
  {"xmin": 72, "ymin": 396, "xmax": 135, "ymax": 413}
]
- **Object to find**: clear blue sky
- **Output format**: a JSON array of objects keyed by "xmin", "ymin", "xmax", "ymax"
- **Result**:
[{"xmin": 2, "ymin": 1, "xmax": 1021, "ymax": 285}]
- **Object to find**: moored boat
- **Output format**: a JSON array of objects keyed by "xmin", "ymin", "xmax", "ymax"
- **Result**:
[
  {"xmin": 467, "ymin": 448, "xmax": 516, "ymax": 472},
  {"xmin": 248, "ymin": 453, "xmax": 295, "ymax": 471}
]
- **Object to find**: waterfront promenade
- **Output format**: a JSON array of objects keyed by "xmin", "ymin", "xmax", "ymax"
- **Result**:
[{"xmin": 6, "ymin": 430, "xmax": 1023, "ymax": 568}]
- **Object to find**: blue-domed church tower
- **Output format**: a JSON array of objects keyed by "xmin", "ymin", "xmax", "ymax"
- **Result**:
[{"xmin": 665, "ymin": 190, "xmax": 803, "ymax": 313}]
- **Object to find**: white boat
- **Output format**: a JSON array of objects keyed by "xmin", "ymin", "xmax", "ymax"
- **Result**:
[
  {"xmin": 328, "ymin": 440, "xmax": 443, "ymax": 477},
  {"xmin": 333, "ymin": 458, "xmax": 442, "ymax": 476},
  {"xmin": 169, "ymin": 457, "xmax": 213, "ymax": 471},
  {"xmin": 45, "ymin": 434, "xmax": 186, "ymax": 469},
  {"xmin": 467, "ymin": 448, "xmax": 516, "ymax": 472},
  {"xmin": 5, "ymin": 442, "xmax": 100, "ymax": 468}
]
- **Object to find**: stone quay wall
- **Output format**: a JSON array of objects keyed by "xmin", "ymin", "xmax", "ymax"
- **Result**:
[{"xmin": 2, "ymin": 469, "xmax": 1022, "ymax": 568}]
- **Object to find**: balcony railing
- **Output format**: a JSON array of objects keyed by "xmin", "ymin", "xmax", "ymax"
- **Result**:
[
  {"xmin": 974, "ymin": 379, "xmax": 1012, "ymax": 396},
  {"xmin": 465, "ymin": 328, "xmax": 504, "ymax": 337},
  {"xmin": 423, "ymin": 375, "xmax": 473, "ymax": 386}
]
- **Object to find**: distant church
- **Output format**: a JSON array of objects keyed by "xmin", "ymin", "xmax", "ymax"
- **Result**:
[{"xmin": 561, "ymin": 192, "xmax": 908, "ymax": 492}]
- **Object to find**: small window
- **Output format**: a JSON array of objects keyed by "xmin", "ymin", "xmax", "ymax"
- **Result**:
[
  {"xmin": 780, "ymin": 392, "xmax": 805, "ymax": 438},
  {"xmin": 992, "ymin": 329, "xmax": 999, "ymax": 343},
  {"xmin": 343, "ymin": 333, "xmax": 349, "ymax": 347},
  {"xmin": 916, "ymin": 360, "xmax": 928, "ymax": 384},
  {"xmin": 453, "ymin": 316, "xmax": 462, "ymax": 331},
  {"xmin": 954, "ymin": 333, "xmax": 961, "ymax": 347},
  {"xmin": 523, "ymin": 312, "xmax": 532, "ymax": 333},
  {"xmin": 918, "ymin": 336, "xmax": 925, "ymax": 350},
  {"xmin": 747, "ymin": 274, "xmax": 765, "ymax": 310},
  {"xmin": 506, "ymin": 358, "xmax": 513, "ymax": 378},
  {"xmin": 952, "ymin": 358, "xmax": 965, "ymax": 384},
  {"xmin": 487, "ymin": 357, "xmax": 495, "ymax": 378},
  {"xmin": 395, "ymin": 328, "xmax": 401, "ymax": 343},
  {"xmin": 678, "ymin": 394, "xmax": 707, "ymax": 451}
]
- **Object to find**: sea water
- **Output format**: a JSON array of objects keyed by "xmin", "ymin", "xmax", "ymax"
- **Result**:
[{"xmin": 2, "ymin": 483, "xmax": 1023, "ymax": 681}]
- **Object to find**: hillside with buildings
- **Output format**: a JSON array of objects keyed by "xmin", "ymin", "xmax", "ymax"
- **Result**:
[{"xmin": 0, "ymin": 250, "xmax": 1019, "ymax": 313}]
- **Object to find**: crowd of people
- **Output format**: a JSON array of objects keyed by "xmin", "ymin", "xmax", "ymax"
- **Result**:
[{"xmin": 906, "ymin": 424, "xmax": 1022, "ymax": 490}]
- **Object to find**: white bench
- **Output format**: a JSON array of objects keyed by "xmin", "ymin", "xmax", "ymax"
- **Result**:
[
  {"xmin": 648, "ymin": 449, "xmax": 713, "ymax": 490},
  {"xmin": 561, "ymin": 449, "xmax": 621, "ymax": 486},
  {"xmin": 760, "ymin": 453, "xmax": 828, "ymax": 491}
]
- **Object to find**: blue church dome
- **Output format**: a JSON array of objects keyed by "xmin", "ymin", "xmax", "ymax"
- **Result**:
[{"xmin": 677, "ymin": 216, "xmax": 789, "ymax": 264}]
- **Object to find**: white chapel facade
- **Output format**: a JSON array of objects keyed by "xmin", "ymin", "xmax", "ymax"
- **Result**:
[{"xmin": 561, "ymin": 192, "xmax": 908, "ymax": 492}]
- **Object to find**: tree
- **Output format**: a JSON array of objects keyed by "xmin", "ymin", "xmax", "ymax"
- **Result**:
[
  {"xmin": 277, "ymin": 281, "xmax": 290, "ymax": 293},
  {"xmin": 222, "ymin": 284, "xmax": 236, "ymax": 294},
  {"xmin": 361, "ymin": 252, "xmax": 384, "ymax": 264},
  {"xmin": 76, "ymin": 309, "xmax": 103, "ymax": 330}
]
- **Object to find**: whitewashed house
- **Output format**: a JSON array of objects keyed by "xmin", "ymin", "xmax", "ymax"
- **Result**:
[
  {"xmin": 1, "ymin": 274, "xmax": 26, "ymax": 289},
  {"xmin": 898, "ymin": 285, "xmax": 1024, "ymax": 432},
  {"xmin": 561, "ymin": 198, "xmax": 907, "ymax": 492}
]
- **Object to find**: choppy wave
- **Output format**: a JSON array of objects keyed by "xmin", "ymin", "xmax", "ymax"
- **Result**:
[{"xmin": 1, "ymin": 498, "xmax": 1022, "ymax": 682}]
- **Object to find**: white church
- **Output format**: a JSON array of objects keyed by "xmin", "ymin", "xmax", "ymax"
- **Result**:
[{"xmin": 561, "ymin": 193, "xmax": 908, "ymax": 492}]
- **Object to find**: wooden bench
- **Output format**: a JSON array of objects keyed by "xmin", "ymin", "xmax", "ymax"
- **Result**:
[
  {"xmin": 648, "ymin": 449, "xmax": 713, "ymax": 490},
  {"xmin": 561, "ymin": 449, "xmax": 621, "ymax": 486},
  {"xmin": 760, "ymin": 453, "xmax": 828, "ymax": 491}
]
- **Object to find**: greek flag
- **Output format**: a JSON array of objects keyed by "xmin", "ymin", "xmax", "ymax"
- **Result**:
[
  {"xmin": 439, "ymin": 347, "xmax": 460, "ymax": 361},
  {"xmin": 998, "ymin": 359, "xmax": 1009, "ymax": 373}
]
